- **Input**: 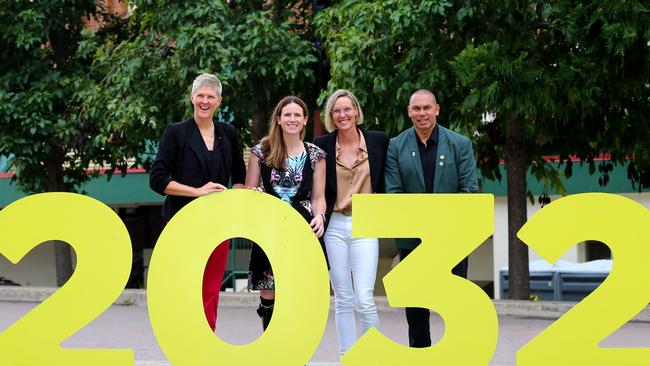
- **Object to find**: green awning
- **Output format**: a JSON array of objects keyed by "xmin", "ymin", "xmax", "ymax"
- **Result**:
[
  {"xmin": 1, "ymin": 171, "xmax": 163, "ymax": 208},
  {"xmin": 0, "ymin": 160, "xmax": 644, "ymax": 209}
]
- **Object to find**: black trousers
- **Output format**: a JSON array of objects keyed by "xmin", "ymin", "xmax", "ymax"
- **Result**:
[{"xmin": 398, "ymin": 248, "xmax": 468, "ymax": 348}]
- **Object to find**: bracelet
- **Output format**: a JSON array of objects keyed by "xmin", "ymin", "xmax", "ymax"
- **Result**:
[{"xmin": 318, "ymin": 212, "xmax": 326, "ymax": 221}]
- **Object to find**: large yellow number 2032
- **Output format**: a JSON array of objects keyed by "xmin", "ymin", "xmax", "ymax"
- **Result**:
[
  {"xmin": 344, "ymin": 194, "xmax": 498, "ymax": 365},
  {"xmin": 147, "ymin": 190, "xmax": 330, "ymax": 365},
  {"xmin": 517, "ymin": 193, "xmax": 650, "ymax": 366},
  {"xmin": 3, "ymin": 191, "xmax": 649, "ymax": 366},
  {"xmin": 0, "ymin": 193, "xmax": 133, "ymax": 366}
]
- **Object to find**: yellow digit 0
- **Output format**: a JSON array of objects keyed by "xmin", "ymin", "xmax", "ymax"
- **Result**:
[
  {"xmin": 343, "ymin": 194, "xmax": 497, "ymax": 365},
  {"xmin": 517, "ymin": 193, "xmax": 650, "ymax": 365},
  {"xmin": 146, "ymin": 189, "xmax": 330, "ymax": 365},
  {"xmin": 0, "ymin": 193, "xmax": 134, "ymax": 366}
]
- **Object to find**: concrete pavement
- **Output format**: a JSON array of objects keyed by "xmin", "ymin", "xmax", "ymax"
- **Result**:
[
  {"xmin": 1, "ymin": 288, "xmax": 650, "ymax": 365},
  {"xmin": 6, "ymin": 287, "xmax": 650, "ymax": 321}
]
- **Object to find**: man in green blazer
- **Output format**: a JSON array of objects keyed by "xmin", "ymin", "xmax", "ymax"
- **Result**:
[{"xmin": 384, "ymin": 89, "xmax": 478, "ymax": 348}]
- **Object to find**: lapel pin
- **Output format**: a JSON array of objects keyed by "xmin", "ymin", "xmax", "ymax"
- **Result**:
[{"xmin": 411, "ymin": 151, "xmax": 416, "ymax": 157}]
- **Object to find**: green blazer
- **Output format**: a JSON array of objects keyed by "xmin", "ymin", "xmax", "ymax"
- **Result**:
[{"xmin": 385, "ymin": 125, "xmax": 478, "ymax": 249}]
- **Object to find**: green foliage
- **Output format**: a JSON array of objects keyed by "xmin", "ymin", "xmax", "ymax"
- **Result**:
[
  {"xmin": 450, "ymin": 0, "xmax": 650, "ymax": 190},
  {"xmin": 86, "ymin": 0, "xmax": 319, "ymax": 153},
  {"xmin": 1, "ymin": 0, "xmax": 320, "ymax": 193},
  {"xmin": 315, "ymin": 0, "xmax": 459, "ymax": 135},
  {"xmin": 229, "ymin": 8, "xmax": 318, "ymax": 135},
  {"xmin": 2, "ymin": 0, "xmax": 648, "ymax": 196},
  {"xmin": 317, "ymin": 0, "xmax": 649, "ymax": 299},
  {"xmin": 0, "ymin": 0, "xmax": 119, "ymax": 193},
  {"xmin": 316, "ymin": 0, "xmax": 649, "ymax": 191}
]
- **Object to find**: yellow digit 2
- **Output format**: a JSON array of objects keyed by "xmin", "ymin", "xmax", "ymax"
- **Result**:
[
  {"xmin": 517, "ymin": 193, "xmax": 650, "ymax": 365},
  {"xmin": 343, "ymin": 194, "xmax": 497, "ymax": 365},
  {"xmin": 147, "ymin": 190, "xmax": 330, "ymax": 365},
  {"xmin": 0, "ymin": 193, "xmax": 134, "ymax": 366}
]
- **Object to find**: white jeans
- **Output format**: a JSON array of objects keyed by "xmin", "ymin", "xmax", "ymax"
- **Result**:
[{"xmin": 324, "ymin": 212, "xmax": 380, "ymax": 355}]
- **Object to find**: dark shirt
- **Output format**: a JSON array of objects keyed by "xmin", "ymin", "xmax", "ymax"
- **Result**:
[
  {"xmin": 149, "ymin": 118, "xmax": 246, "ymax": 221},
  {"xmin": 204, "ymin": 141, "xmax": 223, "ymax": 184},
  {"xmin": 415, "ymin": 124, "xmax": 439, "ymax": 193}
]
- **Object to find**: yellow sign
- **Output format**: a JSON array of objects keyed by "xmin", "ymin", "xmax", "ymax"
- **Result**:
[
  {"xmin": 0, "ymin": 191, "xmax": 648, "ymax": 365},
  {"xmin": 344, "ymin": 194, "xmax": 496, "ymax": 365},
  {"xmin": 147, "ymin": 190, "xmax": 330, "ymax": 365},
  {"xmin": 0, "ymin": 193, "xmax": 133, "ymax": 366}
]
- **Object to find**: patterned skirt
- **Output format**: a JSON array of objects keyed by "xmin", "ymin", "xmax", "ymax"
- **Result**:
[{"xmin": 248, "ymin": 244, "xmax": 274, "ymax": 290}]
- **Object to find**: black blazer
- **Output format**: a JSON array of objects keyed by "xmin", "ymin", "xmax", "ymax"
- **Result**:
[
  {"xmin": 149, "ymin": 118, "xmax": 246, "ymax": 221},
  {"xmin": 313, "ymin": 127, "xmax": 389, "ymax": 226}
]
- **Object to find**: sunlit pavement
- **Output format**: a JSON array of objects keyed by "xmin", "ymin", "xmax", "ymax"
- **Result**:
[{"xmin": 1, "ymin": 297, "xmax": 650, "ymax": 365}]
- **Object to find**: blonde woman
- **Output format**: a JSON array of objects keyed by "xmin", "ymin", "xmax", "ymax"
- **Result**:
[
  {"xmin": 314, "ymin": 89, "xmax": 388, "ymax": 356},
  {"xmin": 245, "ymin": 96, "xmax": 327, "ymax": 330}
]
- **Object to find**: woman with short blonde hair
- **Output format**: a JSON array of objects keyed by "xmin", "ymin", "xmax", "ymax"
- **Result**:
[{"xmin": 322, "ymin": 89, "xmax": 365, "ymax": 132}]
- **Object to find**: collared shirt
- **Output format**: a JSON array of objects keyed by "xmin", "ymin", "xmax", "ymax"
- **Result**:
[
  {"xmin": 334, "ymin": 132, "xmax": 372, "ymax": 215},
  {"xmin": 416, "ymin": 124, "xmax": 439, "ymax": 193}
]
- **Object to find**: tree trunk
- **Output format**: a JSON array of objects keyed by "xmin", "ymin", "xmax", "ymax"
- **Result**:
[
  {"xmin": 45, "ymin": 145, "xmax": 74, "ymax": 286},
  {"xmin": 53, "ymin": 242, "xmax": 74, "ymax": 286},
  {"xmin": 505, "ymin": 113, "xmax": 530, "ymax": 300},
  {"xmin": 252, "ymin": 114, "xmax": 266, "ymax": 143}
]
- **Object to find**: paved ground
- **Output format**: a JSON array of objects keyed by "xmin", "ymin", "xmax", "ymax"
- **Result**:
[{"xmin": 1, "ymin": 299, "xmax": 649, "ymax": 365}]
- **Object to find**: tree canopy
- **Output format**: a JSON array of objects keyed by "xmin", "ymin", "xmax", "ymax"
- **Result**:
[
  {"xmin": 451, "ymin": 0, "xmax": 649, "ymax": 299},
  {"xmin": 0, "ymin": 0, "xmax": 321, "ymax": 285},
  {"xmin": 0, "ymin": 0, "xmax": 133, "ymax": 285},
  {"xmin": 315, "ymin": 0, "xmax": 470, "ymax": 135},
  {"xmin": 315, "ymin": 0, "xmax": 650, "ymax": 299},
  {"xmin": 86, "ymin": 0, "xmax": 319, "ymax": 148},
  {"xmin": 2, "ymin": 0, "xmax": 649, "ymax": 294},
  {"xmin": 0, "ymin": 0, "xmax": 117, "ymax": 193}
]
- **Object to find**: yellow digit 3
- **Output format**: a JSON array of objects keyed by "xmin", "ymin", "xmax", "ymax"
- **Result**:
[
  {"xmin": 343, "ymin": 194, "xmax": 497, "ymax": 365},
  {"xmin": 0, "ymin": 193, "xmax": 134, "ymax": 366},
  {"xmin": 517, "ymin": 193, "xmax": 650, "ymax": 365},
  {"xmin": 147, "ymin": 189, "xmax": 330, "ymax": 365}
]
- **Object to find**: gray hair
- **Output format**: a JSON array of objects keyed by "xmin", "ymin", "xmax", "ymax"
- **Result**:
[
  {"xmin": 323, "ymin": 89, "xmax": 364, "ymax": 132},
  {"xmin": 191, "ymin": 73, "xmax": 222, "ymax": 96}
]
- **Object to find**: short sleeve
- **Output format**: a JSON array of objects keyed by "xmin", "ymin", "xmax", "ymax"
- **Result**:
[
  {"xmin": 251, "ymin": 144, "xmax": 264, "ymax": 165},
  {"xmin": 307, "ymin": 142, "xmax": 326, "ymax": 170}
]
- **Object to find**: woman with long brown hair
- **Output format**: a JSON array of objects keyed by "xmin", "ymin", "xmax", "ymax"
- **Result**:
[{"xmin": 245, "ymin": 96, "xmax": 327, "ymax": 330}]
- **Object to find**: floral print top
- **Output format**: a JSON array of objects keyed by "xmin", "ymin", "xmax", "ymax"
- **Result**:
[{"xmin": 251, "ymin": 142, "xmax": 325, "ymax": 214}]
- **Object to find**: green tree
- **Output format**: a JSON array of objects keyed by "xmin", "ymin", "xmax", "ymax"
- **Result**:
[
  {"xmin": 316, "ymin": 0, "xmax": 650, "ymax": 299},
  {"xmin": 0, "ymin": 1, "xmax": 130, "ymax": 285},
  {"xmin": 451, "ymin": 0, "xmax": 650, "ymax": 300},
  {"xmin": 0, "ymin": 0, "xmax": 320, "ymax": 285},
  {"xmin": 86, "ymin": 0, "xmax": 319, "ymax": 148},
  {"xmin": 315, "ymin": 0, "xmax": 466, "ymax": 134}
]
